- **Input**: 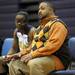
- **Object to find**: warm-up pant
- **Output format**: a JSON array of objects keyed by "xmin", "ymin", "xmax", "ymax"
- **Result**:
[{"xmin": 8, "ymin": 55, "xmax": 64, "ymax": 75}]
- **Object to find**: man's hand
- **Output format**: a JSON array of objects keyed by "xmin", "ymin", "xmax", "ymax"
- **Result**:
[{"xmin": 21, "ymin": 53, "xmax": 32, "ymax": 63}]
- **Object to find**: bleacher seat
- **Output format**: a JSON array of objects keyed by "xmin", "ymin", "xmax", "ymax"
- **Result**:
[
  {"xmin": 1, "ymin": 38, "xmax": 13, "ymax": 56},
  {"xmin": 48, "ymin": 37, "xmax": 75, "ymax": 75}
]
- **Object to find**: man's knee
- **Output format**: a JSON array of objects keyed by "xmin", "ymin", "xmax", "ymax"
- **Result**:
[{"xmin": 27, "ymin": 59, "xmax": 40, "ymax": 69}]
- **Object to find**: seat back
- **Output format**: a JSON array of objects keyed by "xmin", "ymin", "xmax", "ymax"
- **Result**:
[
  {"xmin": 48, "ymin": 37, "xmax": 75, "ymax": 75},
  {"xmin": 68, "ymin": 37, "xmax": 75, "ymax": 61},
  {"xmin": 1, "ymin": 38, "xmax": 13, "ymax": 56}
]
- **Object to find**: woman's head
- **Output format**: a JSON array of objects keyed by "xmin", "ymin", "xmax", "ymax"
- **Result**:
[{"xmin": 15, "ymin": 11, "xmax": 28, "ymax": 29}]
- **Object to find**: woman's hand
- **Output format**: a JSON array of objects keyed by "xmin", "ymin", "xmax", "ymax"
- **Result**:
[
  {"xmin": 2, "ymin": 55, "xmax": 13, "ymax": 63},
  {"xmin": 2, "ymin": 53, "xmax": 20, "ymax": 63}
]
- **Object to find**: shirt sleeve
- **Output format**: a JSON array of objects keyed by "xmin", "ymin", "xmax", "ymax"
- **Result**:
[{"xmin": 31, "ymin": 22, "xmax": 68, "ymax": 58}]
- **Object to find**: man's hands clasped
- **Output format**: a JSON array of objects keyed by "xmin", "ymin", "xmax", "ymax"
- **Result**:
[{"xmin": 21, "ymin": 53, "xmax": 32, "ymax": 63}]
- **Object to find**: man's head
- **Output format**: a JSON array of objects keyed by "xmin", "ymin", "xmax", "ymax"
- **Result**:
[
  {"xmin": 38, "ymin": 1, "xmax": 55, "ymax": 19},
  {"xmin": 15, "ymin": 11, "xmax": 28, "ymax": 29}
]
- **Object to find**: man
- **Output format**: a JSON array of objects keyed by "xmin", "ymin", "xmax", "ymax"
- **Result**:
[
  {"xmin": 0, "ymin": 11, "xmax": 35, "ymax": 75},
  {"xmin": 8, "ymin": 1, "xmax": 70, "ymax": 75}
]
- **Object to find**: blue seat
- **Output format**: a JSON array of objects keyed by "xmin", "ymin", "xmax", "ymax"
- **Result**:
[
  {"xmin": 48, "ymin": 37, "xmax": 75, "ymax": 75},
  {"xmin": 1, "ymin": 38, "xmax": 13, "ymax": 56},
  {"xmin": 68, "ymin": 37, "xmax": 75, "ymax": 60}
]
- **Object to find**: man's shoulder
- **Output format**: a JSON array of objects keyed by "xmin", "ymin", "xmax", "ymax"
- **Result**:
[
  {"xmin": 54, "ymin": 18, "xmax": 68, "ymax": 28},
  {"xmin": 47, "ymin": 18, "xmax": 67, "ymax": 28}
]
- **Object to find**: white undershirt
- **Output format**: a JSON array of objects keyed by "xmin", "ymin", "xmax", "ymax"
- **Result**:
[{"xmin": 17, "ymin": 32, "xmax": 28, "ymax": 51}]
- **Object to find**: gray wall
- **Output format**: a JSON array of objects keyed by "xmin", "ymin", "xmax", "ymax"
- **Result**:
[
  {"xmin": 0, "ymin": 0, "xmax": 75, "ymax": 41},
  {"xmin": 0, "ymin": 0, "xmax": 19, "ymax": 40}
]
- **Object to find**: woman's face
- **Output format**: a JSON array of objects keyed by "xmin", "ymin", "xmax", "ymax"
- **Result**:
[{"xmin": 15, "ymin": 15, "xmax": 26, "ymax": 29}]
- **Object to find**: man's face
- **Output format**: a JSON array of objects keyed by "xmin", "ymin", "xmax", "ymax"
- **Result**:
[
  {"xmin": 38, "ymin": 2, "xmax": 50, "ymax": 19},
  {"xmin": 15, "ymin": 15, "xmax": 26, "ymax": 29}
]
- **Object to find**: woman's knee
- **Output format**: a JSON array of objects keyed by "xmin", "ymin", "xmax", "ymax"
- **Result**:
[
  {"xmin": 8, "ymin": 61, "xmax": 13, "ymax": 66},
  {"xmin": 8, "ymin": 60, "xmax": 18, "ymax": 69}
]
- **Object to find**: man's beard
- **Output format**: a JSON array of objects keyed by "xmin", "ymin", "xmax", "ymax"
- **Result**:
[{"xmin": 40, "ymin": 15, "xmax": 48, "ymax": 20}]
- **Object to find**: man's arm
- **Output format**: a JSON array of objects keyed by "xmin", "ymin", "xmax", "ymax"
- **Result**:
[{"xmin": 31, "ymin": 22, "xmax": 68, "ymax": 58}]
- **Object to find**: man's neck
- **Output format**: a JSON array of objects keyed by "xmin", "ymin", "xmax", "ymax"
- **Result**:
[{"xmin": 39, "ymin": 14, "xmax": 58, "ymax": 27}]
